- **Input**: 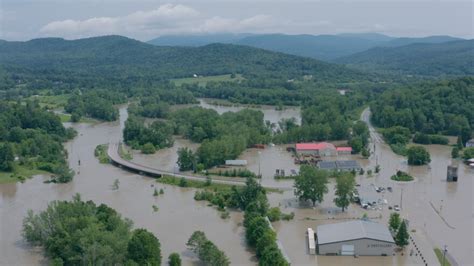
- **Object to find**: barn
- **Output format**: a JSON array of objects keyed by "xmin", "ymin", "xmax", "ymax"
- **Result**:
[{"xmin": 316, "ymin": 220, "xmax": 395, "ymax": 256}]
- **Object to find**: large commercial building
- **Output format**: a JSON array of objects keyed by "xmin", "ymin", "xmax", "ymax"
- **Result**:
[
  {"xmin": 316, "ymin": 220, "xmax": 395, "ymax": 256},
  {"xmin": 318, "ymin": 160, "xmax": 361, "ymax": 171},
  {"xmin": 295, "ymin": 142, "xmax": 336, "ymax": 156}
]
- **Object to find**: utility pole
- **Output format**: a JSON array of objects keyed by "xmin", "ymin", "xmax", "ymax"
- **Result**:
[
  {"xmin": 442, "ymin": 245, "xmax": 448, "ymax": 266},
  {"xmin": 400, "ymin": 188, "xmax": 404, "ymax": 210}
]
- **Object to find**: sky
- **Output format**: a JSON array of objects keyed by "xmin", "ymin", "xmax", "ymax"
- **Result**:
[{"xmin": 0, "ymin": 0, "xmax": 472, "ymax": 41}]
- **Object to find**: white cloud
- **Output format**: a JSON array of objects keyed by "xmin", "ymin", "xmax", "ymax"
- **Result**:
[{"xmin": 39, "ymin": 4, "xmax": 274, "ymax": 40}]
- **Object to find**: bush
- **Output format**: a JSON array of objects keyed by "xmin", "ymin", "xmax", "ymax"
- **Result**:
[
  {"xmin": 391, "ymin": 170, "xmax": 414, "ymax": 181},
  {"xmin": 407, "ymin": 146, "xmax": 431, "ymax": 165},
  {"xmin": 141, "ymin": 143, "xmax": 156, "ymax": 154},
  {"xmin": 267, "ymin": 207, "xmax": 282, "ymax": 222},
  {"xmin": 168, "ymin": 253, "xmax": 181, "ymax": 266}
]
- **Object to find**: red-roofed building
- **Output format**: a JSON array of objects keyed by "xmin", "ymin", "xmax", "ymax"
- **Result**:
[
  {"xmin": 295, "ymin": 142, "xmax": 336, "ymax": 156},
  {"xmin": 336, "ymin": 147, "xmax": 353, "ymax": 155}
]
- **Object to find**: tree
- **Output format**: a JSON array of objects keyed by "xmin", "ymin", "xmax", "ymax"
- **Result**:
[
  {"xmin": 407, "ymin": 146, "xmax": 431, "ymax": 165},
  {"xmin": 177, "ymin": 147, "xmax": 195, "ymax": 171},
  {"xmin": 457, "ymin": 135, "xmax": 464, "ymax": 149},
  {"xmin": 168, "ymin": 253, "xmax": 181, "ymax": 266},
  {"xmin": 375, "ymin": 165, "xmax": 381, "ymax": 173},
  {"xmin": 141, "ymin": 143, "xmax": 156, "ymax": 154},
  {"xmin": 333, "ymin": 173, "xmax": 355, "ymax": 212},
  {"xmin": 463, "ymin": 147, "xmax": 474, "ymax": 160},
  {"xmin": 0, "ymin": 143, "xmax": 14, "ymax": 171},
  {"xmin": 293, "ymin": 165, "xmax": 329, "ymax": 206},
  {"xmin": 112, "ymin": 179, "xmax": 120, "ymax": 190},
  {"xmin": 187, "ymin": 231, "xmax": 229, "ymax": 266},
  {"xmin": 451, "ymin": 147, "xmax": 459, "ymax": 158},
  {"xmin": 395, "ymin": 221, "xmax": 409, "ymax": 248},
  {"xmin": 389, "ymin": 213, "xmax": 401, "ymax": 233},
  {"xmin": 127, "ymin": 229, "xmax": 162, "ymax": 266}
]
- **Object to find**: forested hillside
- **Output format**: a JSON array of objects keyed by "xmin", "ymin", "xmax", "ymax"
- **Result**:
[
  {"xmin": 371, "ymin": 77, "xmax": 473, "ymax": 144},
  {"xmin": 0, "ymin": 35, "xmax": 370, "ymax": 91},
  {"xmin": 336, "ymin": 40, "xmax": 474, "ymax": 76}
]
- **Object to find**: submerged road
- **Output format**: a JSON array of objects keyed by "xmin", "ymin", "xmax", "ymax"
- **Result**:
[{"xmin": 107, "ymin": 142, "xmax": 290, "ymax": 190}]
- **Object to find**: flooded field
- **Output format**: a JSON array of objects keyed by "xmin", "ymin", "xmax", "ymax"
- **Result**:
[
  {"xmin": 0, "ymin": 106, "xmax": 255, "ymax": 266},
  {"xmin": 1, "ymin": 103, "xmax": 472, "ymax": 266}
]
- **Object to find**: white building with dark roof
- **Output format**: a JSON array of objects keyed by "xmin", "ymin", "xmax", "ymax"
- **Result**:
[{"xmin": 316, "ymin": 220, "xmax": 395, "ymax": 256}]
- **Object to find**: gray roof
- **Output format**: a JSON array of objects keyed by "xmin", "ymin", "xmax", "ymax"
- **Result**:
[
  {"xmin": 316, "ymin": 220, "xmax": 394, "ymax": 245},
  {"xmin": 318, "ymin": 160, "xmax": 361, "ymax": 171}
]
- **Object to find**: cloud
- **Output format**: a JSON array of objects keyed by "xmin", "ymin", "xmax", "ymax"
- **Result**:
[{"xmin": 39, "ymin": 4, "xmax": 273, "ymax": 40}]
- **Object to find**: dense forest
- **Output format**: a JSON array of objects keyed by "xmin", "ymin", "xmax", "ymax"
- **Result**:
[
  {"xmin": 337, "ymin": 40, "xmax": 474, "ymax": 77},
  {"xmin": 372, "ymin": 77, "xmax": 473, "ymax": 144},
  {"xmin": 0, "ymin": 100, "xmax": 75, "ymax": 182},
  {"xmin": 171, "ymin": 107, "xmax": 270, "ymax": 168},
  {"xmin": 22, "ymin": 194, "xmax": 162, "ymax": 265},
  {"xmin": 123, "ymin": 115, "xmax": 175, "ymax": 153},
  {"xmin": 65, "ymin": 90, "xmax": 127, "ymax": 121},
  {"xmin": 0, "ymin": 36, "xmax": 373, "ymax": 93}
]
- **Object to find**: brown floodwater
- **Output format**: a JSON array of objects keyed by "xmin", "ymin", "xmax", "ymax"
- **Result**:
[
  {"xmin": 2, "ymin": 104, "xmax": 472, "ymax": 266},
  {"xmin": 0, "ymin": 105, "xmax": 256, "ymax": 266}
]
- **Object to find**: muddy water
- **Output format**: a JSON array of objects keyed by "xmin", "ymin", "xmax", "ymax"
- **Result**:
[
  {"xmin": 0, "ymin": 106, "xmax": 255, "ymax": 266},
  {"xmin": 198, "ymin": 98, "xmax": 302, "ymax": 126}
]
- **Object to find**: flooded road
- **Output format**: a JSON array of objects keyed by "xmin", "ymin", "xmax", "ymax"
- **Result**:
[
  {"xmin": 0, "ymin": 106, "xmax": 255, "ymax": 266},
  {"xmin": 1, "ymin": 103, "xmax": 472, "ymax": 266}
]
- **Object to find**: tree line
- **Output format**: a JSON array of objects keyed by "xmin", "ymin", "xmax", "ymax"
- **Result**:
[{"xmin": 0, "ymin": 100, "xmax": 75, "ymax": 182}]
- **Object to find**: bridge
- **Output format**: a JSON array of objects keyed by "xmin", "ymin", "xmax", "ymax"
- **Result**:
[{"xmin": 107, "ymin": 142, "xmax": 253, "ymax": 187}]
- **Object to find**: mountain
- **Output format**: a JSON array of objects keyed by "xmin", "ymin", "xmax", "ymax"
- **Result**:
[
  {"xmin": 383, "ymin": 35, "xmax": 463, "ymax": 47},
  {"xmin": 0, "ymin": 35, "xmax": 370, "ymax": 89},
  {"xmin": 147, "ymin": 33, "xmax": 465, "ymax": 61},
  {"xmin": 336, "ymin": 40, "xmax": 474, "ymax": 77},
  {"xmin": 148, "ymin": 33, "xmax": 253, "ymax": 47}
]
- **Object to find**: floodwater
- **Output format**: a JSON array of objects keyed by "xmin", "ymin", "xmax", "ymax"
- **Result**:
[
  {"xmin": 198, "ymin": 98, "xmax": 302, "ymax": 127},
  {"xmin": 0, "ymin": 105, "xmax": 256, "ymax": 266},
  {"xmin": 2, "ymin": 103, "xmax": 472, "ymax": 266}
]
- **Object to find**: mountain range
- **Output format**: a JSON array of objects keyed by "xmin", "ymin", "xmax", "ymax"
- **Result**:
[{"xmin": 148, "ymin": 33, "xmax": 463, "ymax": 61}]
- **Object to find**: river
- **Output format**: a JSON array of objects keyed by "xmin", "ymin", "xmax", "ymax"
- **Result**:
[{"xmin": 1, "ymin": 103, "xmax": 472, "ymax": 266}]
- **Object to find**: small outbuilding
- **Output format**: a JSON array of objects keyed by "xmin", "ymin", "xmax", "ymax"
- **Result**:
[
  {"xmin": 336, "ymin": 147, "xmax": 352, "ymax": 155},
  {"xmin": 316, "ymin": 220, "xmax": 395, "ymax": 256},
  {"xmin": 466, "ymin": 139, "xmax": 474, "ymax": 147}
]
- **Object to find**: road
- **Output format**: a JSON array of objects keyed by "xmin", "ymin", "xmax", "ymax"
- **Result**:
[{"xmin": 107, "ymin": 142, "xmax": 290, "ymax": 190}]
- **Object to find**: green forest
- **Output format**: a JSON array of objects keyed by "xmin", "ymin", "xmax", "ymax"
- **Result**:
[
  {"xmin": 22, "ymin": 194, "xmax": 162, "ymax": 265},
  {"xmin": 0, "ymin": 100, "xmax": 75, "ymax": 183}
]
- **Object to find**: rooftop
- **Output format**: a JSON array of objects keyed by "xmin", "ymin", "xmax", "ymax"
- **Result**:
[
  {"xmin": 317, "ymin": 220, "xmax": 394, "ymax": 245},
  {"xmin": 318, "ymin": 160, "xmax": 360, "ymax": 170},
  {"xmin": 296, "ymin": 142, "xmax": 336, "ymax": 151},
  {"xmin": 336, "ymin": 147, "xmax": 352, "ymax": 152}
]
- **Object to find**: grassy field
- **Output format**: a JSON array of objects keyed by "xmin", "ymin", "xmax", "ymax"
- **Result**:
[
  {"xmin": 171, "ymin": 74, "xmax": 243, "ymax": 87},
  {"xmin": 119, "ymin": 144, "xmax": 133, "ymax": 161},
  {"xmin": 29, "ymin": 93, "xmax": 71, "ymax": 109},
  {"xmin": 0, "ymin": 165, "xmax": 49, "ymax": 184},
  {"xmin": 434, "ymin": 248, "xmax": 451, "ymax": 266}
]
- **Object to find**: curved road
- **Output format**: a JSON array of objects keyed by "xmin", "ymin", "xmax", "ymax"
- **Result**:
[{"xmin": 107, "ymin": 142, "xmax": 290, "ymax": 190}]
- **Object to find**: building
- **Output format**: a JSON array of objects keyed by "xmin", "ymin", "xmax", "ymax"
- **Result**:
[
  {"xmin": 318, "ymin": 160, "xmax": 361, "ymax": 171},
  {"xmin": 466, "ymin": 139, "xmax": 474, "ymax": 147},
  {"xmin": 225, "ymin": 160, "xmax": 247, "ymax": 166},
  {"xmin": 316, "ymin": 220, "xmax": 395, "ymax": 256},
  {"xmin": 336, "ymin": 147, "xmax": 352, "ymax": 155},
  {"xmin": 307, "ymin": 228, "xmax": 316, "ymax": 255},
  {"xmin": 295, "ymin": 142, "xmax": 336, "ymax": 157}
]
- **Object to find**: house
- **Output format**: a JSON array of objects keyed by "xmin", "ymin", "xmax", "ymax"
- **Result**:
[
  {"xmin": 336, "ymin": 147, "xmax": 352, "ymax": 155},
  {"xmin": 466, "ymin": 139, "xmax": 474, "ymax": 147},
  {"xmin": 316, "ymin": 220, "xmax": 395, "ymax": 256},
  {"xmin": 295, "ymin": 142, "xmax": 336, "ymax": 157}
]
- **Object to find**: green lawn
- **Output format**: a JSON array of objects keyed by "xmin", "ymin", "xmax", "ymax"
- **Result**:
[
  {"xmin": 434, "ymin": 248, "xmax": 451, "ymax": 266},
  {"xmin": 0, "ymin": 165, "xmax": 49, "ymax": 184},
  {"xmin": 171, "ymin": 74, "xmax": 243, "ymax": 87}
]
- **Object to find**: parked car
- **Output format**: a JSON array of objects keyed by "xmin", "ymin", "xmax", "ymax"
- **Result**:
[
  {"xmin": 393, "ymin": 205, "xmax": 400, "ymax": 211},
  {"xmin": 387, "ymin": 187, "xmax": 393, "ymax": 192}
]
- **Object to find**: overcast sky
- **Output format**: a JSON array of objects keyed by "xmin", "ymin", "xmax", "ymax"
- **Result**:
[{"xmin": 1, "ymin": 0, "xmax": 472, "ymax": 41}]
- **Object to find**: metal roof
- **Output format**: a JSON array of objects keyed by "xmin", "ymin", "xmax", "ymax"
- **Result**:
[
  {"xmin": 319, "ymin": 161, "xmax": 337, "ymax": 170},
  {"xmin": 335, "ymin": 160, "xmax": 360, "ymax": 169},
  {"xmin": 316, "ymin": 220, "xmax": 394, "ymax": 245}
]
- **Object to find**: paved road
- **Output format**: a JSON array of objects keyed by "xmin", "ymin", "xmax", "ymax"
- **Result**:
[{"xmin": 107, "ymin": 142, "xmax": 289, "ymax": 190}]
